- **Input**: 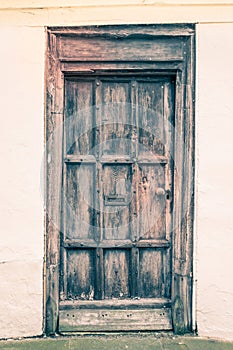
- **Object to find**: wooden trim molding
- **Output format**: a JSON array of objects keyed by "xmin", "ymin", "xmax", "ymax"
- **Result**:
[{"xmin": 45, "ymin": 24, "xmax": 195, "ymax": 335}]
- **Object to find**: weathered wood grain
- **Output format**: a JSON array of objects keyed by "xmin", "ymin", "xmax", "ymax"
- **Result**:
[
  {"xmin": 138, "ymin": 165, "xmax": 166, "ymax": 240},
  {"xmin": 60, "ymin": 297, "xmax": 171, "ymax": 310},
  {"xmin": 95, "ymin": 248, "xmax": 104, "ymax": 300},
  {"xmin": 59, "ymin": 307, "xmax": 172, "ymax": 332},
  {"xmin": 66, "ymin": 249, "xmax": 95, "ymax": 300},
  {"xmin": 65, "ymin": 154, "xmax": 96, "ymax": 163},
  {"xmin": 51, "ymin": 24, "xmax": 195, "ymax": 38},
  {"xmin": 61, "ymin": 62, "xmax": 183, "ymax": 73},
  {"xmin": 104, "ymin": 249, "xmax": 130, "ymax": 299},
  {"xmin": 102, "ymin": 164, "xmax": 132, "ymax": 240},
  {"xmin": 64, "ymin": 79, "xmax": 94, "ymax": 155},
  {"xmin": 45, "ymin": 31, "xmax": 64, "ymax": 335},
  {"xmin": 101, "ymin": 81, "xmax": 131, "ymax": 156},
  {"xmin": 171, "ymin": 35, "xmax": 195, "ymax": 333},
  {"xmin": 139, "ymin": 249, "xmax": 166, "ymax": 298},
  {"xmin": 58, "ymin": 36, "xmax": 184, "ymax": 62},
  {"xmin": 63, "ymin": 238, "xmax": 170, "ymax": 248},
  {"xmin": 65, "ymin": 164, "xmax": 95, "ymax": 240},
  {"xmin": 137, "ymin": 81, "xmax": 165, "ymax": 157},
  {"xmin": 172, "ymin": 275, "xmax": 192, "ymax": 334}
]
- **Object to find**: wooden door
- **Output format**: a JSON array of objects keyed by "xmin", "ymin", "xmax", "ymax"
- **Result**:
[
  {"xmin": 46, "ymin": 25, "xmax": 195, "ymax": 335},
  {"xmin": 58, "ymin": 75, "xmax": 174, "ymax": 332}
]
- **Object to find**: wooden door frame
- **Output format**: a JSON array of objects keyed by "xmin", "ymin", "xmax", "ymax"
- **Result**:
[{"xmin": 45, "ymin": 24, "xmax": 195, "ymax": 335}]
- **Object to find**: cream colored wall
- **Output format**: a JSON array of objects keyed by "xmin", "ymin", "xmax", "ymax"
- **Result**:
[
  {"xmin": 0, "ymin": 1, "xmax": 233, "ymax": 341},
  {"xmin": 0, "ymin": 27, "xmax": 45, "ymax": 338},
  {"xmin": 196, "ymin": 23, "xmax": 233, "ymax": 341}
]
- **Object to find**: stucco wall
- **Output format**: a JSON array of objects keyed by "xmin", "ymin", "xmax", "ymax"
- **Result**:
[
  {"xmin": 196, "ymin": 23, "xmax": 233, "ymax": 341},
  {"xmin": 0, "ymin": 27, "xmax": 44, "ymax": 338},
  {"xmin": 0, "ymin": 2, "xmax": 233, "ymax": 341}
]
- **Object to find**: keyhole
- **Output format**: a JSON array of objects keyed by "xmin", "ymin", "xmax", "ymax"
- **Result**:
[{"xmin": 142, "ymin": 176, "xmax": 149, "ymax": 192}]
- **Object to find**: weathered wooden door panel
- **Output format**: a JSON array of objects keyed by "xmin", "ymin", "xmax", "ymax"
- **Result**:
[
  {"xmin": 65, "ymin": 80, "xmax": 94, "ymax": 155},
  {"xmin": 104, "ymin": 249, "xmax": 130, "ymax": 298},
  {"xmin": 66, "ymin": 249, "xmax": 95, "ymax": 300},
  {"xmin": 59, "ymin": 75, "xmax": 174, "ymax": 331},
  {"xmin": 59, "ymin": 307, "xmax": 172, "ymax": 332},
  {"xmin": 46, "ymin": 25, "xmax": 195, "ymax": 335},
  {"xmin": 65, "ymin": 164, "xmax": 95, "ymax": 240},
  {"xmin": 103, "ymin": 164, "xmax": 132, "ymax": 240}
]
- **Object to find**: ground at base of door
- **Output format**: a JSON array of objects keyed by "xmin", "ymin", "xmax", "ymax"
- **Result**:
[{"xmin": 0, "ymin": 335, "xmax": 233, "ymax": 350}]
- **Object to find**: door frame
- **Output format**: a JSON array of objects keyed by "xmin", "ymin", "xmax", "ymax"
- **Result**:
[{"xmin": 44, "ymin": 24, "xmax": 195, "ymax": 335}]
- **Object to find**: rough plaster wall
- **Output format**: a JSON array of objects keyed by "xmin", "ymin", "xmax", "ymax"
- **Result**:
[
  {"xmin": 0, "ymin": 27, "xmax": 44, "ymax": 338},
  {"xmin": 196, "ymin": 23, "xmax": 233, "ymax": 341}
]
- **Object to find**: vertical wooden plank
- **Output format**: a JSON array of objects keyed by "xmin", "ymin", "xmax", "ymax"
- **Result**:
[
  {"xmin": 104, "ymin": 250, "xmax": 130, "ymax": 299},
  {"xmin": 172, "ymin": 34, "xmax": 195, "ymax": 334},
  {"xmin": 101, "ymin": 81, "xmax": 131, "ymax": 156},
  {"xmin": 171, "ymin": 67, "xmax": 185, "ymax": 334},
  {"xmin": 138, "ymin": 165, "xmax": 166, "ymax": 240},
  {"xmin": 102, "ymin": 164, "xmax": 132, "ymax": 240},
  {"xmin": 64, "ymin": 79, "xmax": 94, "ymax": 155},
  {"xmin": 162, "ymin": 81, "xmax": 174, "ymax": 304},
  {"xmin": 94, "ymin": 79, "xmax": 104, "ymax": 303},
  {"xmin": 130, "ymin": 247, "xmax": 139, "ymax": 298},
  {"xmin": 139, "ymin": 249, "xmax": 164, "ymax": 298},
  {"xmin": 66, "ymin": 249, "xmax": 95, "ymax": 300},
  {"xmin": 130, "ymin": 80, "xmax": 140, "ymax": 298},
  {"xmin": 92, "ymin": 81, "xmax": 99, "ymax": 243},
  {"xmin": 163, "ymin": 248, "xmax": 172, "ymax": 299},
  {"xmin": 130, "ymin": 80, "xmax": 139, "ymax": 243},
  {"xmin": 130, "ymin": 80, "xmax": 138, "ymax": 160},
  {"xmin": 91, "ymin": 79, "xmax": 101, "ymax": 303},
  {"xmin": 176, "ymin": 34, "xmax": 194, "ymax": 333},
  {"xmin": 94, "ymin": 79, "xmax": 104, "ymax": 301},
  {"xmin": 45, "ymin": 31, "xmax": 64, "ymax": 335},
  {"xmin": 172, "ymin": 69, "xmax": 184, "ymax": 268},
  {"xmin": 95, "ymin": 248, "xmax": 104, "ymax": 300},
  {"xmin": 163, "ymin": 80, "xmax": 175, "ymax": 242},
  {"xmin": 138, "ymin": 81, "xmax": 165, "ymax": 157},
  {"xmin": 60, "ymin": 143, "xmax": 67, "ymax": 303},
  {"xmin": 95, "ymin": 78, "xmax": 103, "ymax": 242},
  {"xmin": 65, "ymin": 164, "xmax": 95, "ymax": 240},
  {"xmin": 183, "ymin": 34, "xmax": 195, "ymax": 281},
  {"xmin": 172, "ymin": 275, "xmax": 193, "ymax": 334}
]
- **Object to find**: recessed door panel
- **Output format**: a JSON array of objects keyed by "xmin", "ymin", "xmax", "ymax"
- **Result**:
[
  {"xmin": 66, "ymin": 249, "xmax": 95, "ymax": 300},
  {"xmin": 104, "ymin": 249, "xmax": 130, "ymax": 299},
  {"xmin": 65, "ymin": 163, "xmax": 95, "ymax": 240},
  {"xmin": 138, "ymin": 164, "xmax": 166, "ymax": 240},
  {"xmin": 102, "ymin": 164, "xmax": 132, "ymax": 240},
  {"xmin": 139, "ymin": 249, "xmax": 169, "ymax": 298},
  {"xmin": 101, "ymin": 82, "xmax": 131, "ymax": 156},
  {"xmin": 65, "ymin": 80, "xmax": 94, "ymax": 155}
]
